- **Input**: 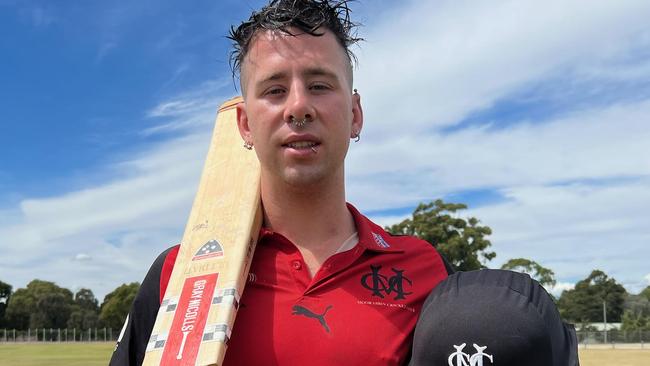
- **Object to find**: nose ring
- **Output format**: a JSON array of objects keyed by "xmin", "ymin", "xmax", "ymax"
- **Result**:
[{"xmin": 289, "ymin": 115, "xmax": 311, "ymax": 128}]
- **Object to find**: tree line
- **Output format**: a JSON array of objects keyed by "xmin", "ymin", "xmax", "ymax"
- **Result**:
[
  {"xmin": 0, "ymin": 279, "xmax": 139, "ymax": 331},
  {"xmin": 1, "ymin": 199, "xmax": 648, "ymax": 332}
]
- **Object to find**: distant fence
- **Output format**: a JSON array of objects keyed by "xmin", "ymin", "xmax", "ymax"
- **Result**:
[
  {"xmin": 577, "ymin": 330, "xmax": 650, "ymax": 349},
  {"xmin": 2, "ymin": 328, "xmax": 649, "ymax": 346},
  {"xmin": 0, "ymin": 328, "xmax": 119, "ymax": 342}
]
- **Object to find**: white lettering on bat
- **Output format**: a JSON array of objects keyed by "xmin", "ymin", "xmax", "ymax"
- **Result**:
[{"xmin": 177, "ymin": 279, "xmax": 207, "ymax": 357}]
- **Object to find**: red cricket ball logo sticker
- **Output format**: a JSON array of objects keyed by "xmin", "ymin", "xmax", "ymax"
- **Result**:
[
  {"xmin": 161, "ymin": 273, "xmax": 218, "ymax": 365},
  {"xmin": 192, "ymin": 239, "xmax": 224, "ymax": 261}
]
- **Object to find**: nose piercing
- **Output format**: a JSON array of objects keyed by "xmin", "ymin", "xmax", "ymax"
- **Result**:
[{"xmin": 289, "ymin": 116, "xmax": 311, "ymax": 128}]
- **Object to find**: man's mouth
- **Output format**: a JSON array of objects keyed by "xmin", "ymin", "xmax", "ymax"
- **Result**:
[{"xmin": 284, "ymin": 141, "xmax": 319, "ymax": 149}]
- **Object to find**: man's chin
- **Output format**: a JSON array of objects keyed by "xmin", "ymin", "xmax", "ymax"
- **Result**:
[{"xmin": 281, "ymin": 168, "xmax": 330, "ymax": 188}]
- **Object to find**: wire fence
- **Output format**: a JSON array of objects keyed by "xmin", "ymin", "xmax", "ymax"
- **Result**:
[
  {"xmin": 0, "ymin": 328, "xmax": 119, "ymax": 342},
  {"xmin": 2, "ymin": 328, "xmax": 649, "ymax": 347},
  {"xmin": 577, "ymin": 330, "xmax": 650, "ymax": 349}
]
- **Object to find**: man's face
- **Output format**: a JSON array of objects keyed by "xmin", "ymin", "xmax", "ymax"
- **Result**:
[{"xmin": 237, "ymin": 28, "xmax": 363, "ymax": 188}]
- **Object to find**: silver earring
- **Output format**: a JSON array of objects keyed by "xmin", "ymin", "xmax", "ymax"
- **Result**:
[
  {"xmin": 352, "ymin": 132, "xmax": 360, "ymax": 142},
  {"xmin": 243, "ymin": 141, "xmax": 253, "ymax": 150}
]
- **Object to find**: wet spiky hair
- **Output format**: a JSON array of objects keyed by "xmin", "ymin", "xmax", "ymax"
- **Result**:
[{"xmin": 228, "ymin": 0, "xmax": 362, "ymax": 79}]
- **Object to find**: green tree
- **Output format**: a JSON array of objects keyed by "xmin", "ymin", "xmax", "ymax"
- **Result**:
[
  {"xmin": 5, "ymin": 288, "xmax": 31, "ymax": 329},
  {"xmin": 0, "ymin": 280, "xmax": 12, "ymax": 327},
  {"xmin": 31, "ymin": 292, "xmax": 72, "ymax": 328},
  {"xmin": 386, "ymin": 199, "xmax": 495, "ymax": 271},
  {"xmin": 621, "ymin": 293, "xmax": 650, "ymax": 331},
  {"xmin": 74, "ymin": 288, "xmax": 99, "ymax": 311},
  {"xmin": 99, "ymin": 282, "xmax": 139, "ymax": 329},
  {"xmin": 67, "ymin": 309, "xmax": 99, "ymax": 330},
  {"xmin": 625, "ymin": 293, "xmax": 650, "ymax": 316},
  {"xmin": 68, "ymin": 288, "xmax": 100, "ymax": 329},
  {"xmin": 557, "ymin": 270, "xmax": 626, "ymax": 323},
  {"xmin": 640, "ymin": 286, "xmax": 650, "ymax": 302},
  {"xmin": 500, "ymin": 258, "xmax": 556, "ymax": 288},
  {"xmin": 4, "ymin": 280, "xmax": 74, "ymax": 329},
  {"xmin": 621, "ymin": 310, "xmax": 649, "ymax": 331}
]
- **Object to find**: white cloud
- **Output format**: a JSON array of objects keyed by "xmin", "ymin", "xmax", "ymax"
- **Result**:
[
  {"xmin": 0, "ymin": 133, "xmax": 209, "ymax": 299},
  {"xmin": 0, "ymin": 83, "xmax": 231, "ymax": 299},
  {"xmin": 367, "ymin": 213, "xmax": 412, "ymax": 229},
  {"xmin": 73, "ymin": 253, "xmax": 92, "ymax": 262},
  {"xmin": 546, "ymin": 282, "xmax": 575, "ymax": 298},
  {"xmin": 466, "ymin": 180, "xmax": 650, "ymax": 293},
  {"xmin": 143, "ymin": 79, "xmax": 233, "ymax": 135},
  {"xmin": 356, "ymin": 0, "xmax": 650, "ymax": 137},
  {"xmin": 348, "ymin": 98, "xmax": 650, "ymax": 211}
]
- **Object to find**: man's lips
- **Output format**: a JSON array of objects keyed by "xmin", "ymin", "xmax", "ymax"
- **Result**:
[
  {"xmin": 283, "ymin": 141, "xmax": 319, "ymax": 149},
  {"xmin": 282, "ymin": 134, "xmax": 321, "ymax": 150}
]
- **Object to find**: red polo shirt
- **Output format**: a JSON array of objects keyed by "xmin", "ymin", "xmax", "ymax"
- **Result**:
[{"xmin": 221, "ymin": 204, "xmax": 449, "ymax": 365}]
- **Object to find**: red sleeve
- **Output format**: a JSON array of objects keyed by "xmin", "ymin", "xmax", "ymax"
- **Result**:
[{"xmin": 159, "ymin": 244, "xmax": 180, "ymax": 302}]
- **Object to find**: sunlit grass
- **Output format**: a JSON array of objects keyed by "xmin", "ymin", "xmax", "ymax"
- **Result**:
[
  {"xmin": 0, "ymin": 342, "xmax": 114, "ymax": 366},
  {"xmin": 580, "ymin": 348, "xmax": 650, "ymax": 366}
]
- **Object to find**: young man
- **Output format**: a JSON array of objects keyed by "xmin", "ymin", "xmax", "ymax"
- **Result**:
[{"xmin": 109, "ymin": 1, "xmax": 451, "ymax": 365}]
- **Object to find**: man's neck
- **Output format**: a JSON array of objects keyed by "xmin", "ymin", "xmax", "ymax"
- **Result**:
[{"xmin": 260, "ymin": 173, "xmax": 357, "ymax": 275}]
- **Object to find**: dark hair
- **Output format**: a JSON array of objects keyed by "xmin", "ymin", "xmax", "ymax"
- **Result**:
[{"xmin": 228, "ymin": 0, "xmax": 362, "ymax": 79}]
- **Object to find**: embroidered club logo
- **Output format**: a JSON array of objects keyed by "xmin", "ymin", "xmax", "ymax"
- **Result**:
[
  {"xmin": 448, "ymin": 343, "xmax": 494, "ymax": 366},
  {"xmin": 192, "ymin": 239, "xmax": 224, "ymax": 261},
  {"xmin": 360, "ymin": 265, "xmax": 412, "ymax": 300}
]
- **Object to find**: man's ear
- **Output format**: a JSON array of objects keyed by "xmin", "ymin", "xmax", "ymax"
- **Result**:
[
  {"xmin": 236, "ymin": 102, "xmax": 252, "ymax": 143},
  {"xmin": 351, "ymin": 91, "xmax": 363, "ymax": 137}
]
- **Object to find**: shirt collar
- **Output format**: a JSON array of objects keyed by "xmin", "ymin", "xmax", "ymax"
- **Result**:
[{"xmin": 347, "ymin": 203, "xmax": 404, "ymax": 253}]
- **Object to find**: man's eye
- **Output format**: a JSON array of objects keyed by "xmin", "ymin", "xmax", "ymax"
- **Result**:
[
  {"xmin": 265, "ymin": 88, "xmax": 285, "ymax": 96},
  {"xmin": 310, "ymin": 84, "xmax": 330, "ymax": 91}
]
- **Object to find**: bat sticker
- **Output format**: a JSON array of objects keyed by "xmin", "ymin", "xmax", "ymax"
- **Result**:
[
  {"xmin": 192, "ymin": 239, "xmax": 224, "ymax": 261},
  {"xmin": 160, "ymin": 273, "xmax": 218, "ymax": 365}
]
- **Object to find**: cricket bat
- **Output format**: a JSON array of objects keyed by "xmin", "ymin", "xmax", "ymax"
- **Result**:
[{"xmin": 142, "ymin": 96, "xmax": 262, "ymax": 366}]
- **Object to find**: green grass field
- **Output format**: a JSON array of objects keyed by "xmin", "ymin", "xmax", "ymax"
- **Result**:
[
  {"xmin": 580, "ymin": 349, "xmax": 650, "ymax": 366},
  {"xmin": 0, "ymin": 343, "xmax": 114, "ymax": 366},
  {"xmin": 1, "ymin": 343, "xmax": 649, "ymax": 365}
]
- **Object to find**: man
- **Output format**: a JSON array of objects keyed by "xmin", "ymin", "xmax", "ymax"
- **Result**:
[{"xmin": 109, "ymin": 1, "xmax": 451, "ymax": 365}]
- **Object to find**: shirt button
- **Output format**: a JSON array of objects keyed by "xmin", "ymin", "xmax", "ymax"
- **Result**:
[{"xmin": 291, "ymin": 260, "xmax": 302, "ymax": 270}]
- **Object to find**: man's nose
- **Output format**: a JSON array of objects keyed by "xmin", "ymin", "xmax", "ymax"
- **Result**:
[{"xmin": 283, "ymin": 84, "xmax": 315, "ymax": 123}]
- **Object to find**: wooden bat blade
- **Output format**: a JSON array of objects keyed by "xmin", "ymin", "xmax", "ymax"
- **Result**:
[{"xmin": 142, "ymin": 96, "xmax": 261, "ymax": 366}]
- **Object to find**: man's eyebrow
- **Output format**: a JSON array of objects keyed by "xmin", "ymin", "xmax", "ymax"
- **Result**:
[
  {"xmin": 256, "ymin": 72, "xmax": 287, "ymax": 88},
  {"xmin": 254, "ymin": 67, "xmax": 339, "ymax": 89},
  {"xmin": 303, "ymin": 67, "xmax": 338, "ymax": 80}
]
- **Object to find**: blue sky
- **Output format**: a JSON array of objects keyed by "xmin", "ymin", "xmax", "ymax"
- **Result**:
[{"xmin": 1, "ymin": 0, "xmax": 649, "ymax": 301}]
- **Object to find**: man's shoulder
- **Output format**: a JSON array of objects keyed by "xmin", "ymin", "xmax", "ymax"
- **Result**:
[
  {"xmin": 109, "ymin": 245, "xmax": 180, "ymax": 366},
  {"xmin": 154, "ymin": 244, "xmax": 181, "ymax": 268},
  {"xmin": 155, "ymin": 244, "xmax": 180, "ymax": 303},
  {"xmin": 354, "ymin": 209, "xmax": 454, "ymax": 275},
  {"xmin": 354, "ymin": 207, "xmax": 439, "ymax": 254},
  {"xmin": 384, "ymin": 231, "xmax": 437, "ymax": 252}
]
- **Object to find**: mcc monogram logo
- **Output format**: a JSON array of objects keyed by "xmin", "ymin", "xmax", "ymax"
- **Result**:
[
  {"xmin": 448, "ymin": 343, "xmax": 494, "ymax": 366},
  {"xmin": 360, "ymin": 265, "xmax": 413, "ymax": 300}
]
